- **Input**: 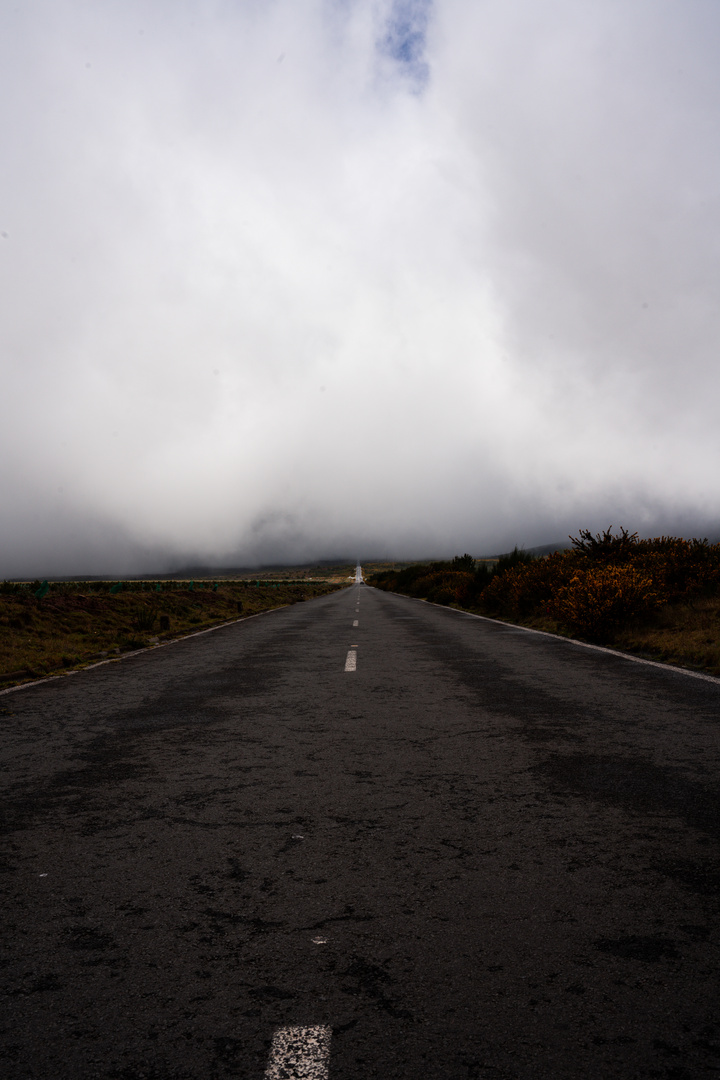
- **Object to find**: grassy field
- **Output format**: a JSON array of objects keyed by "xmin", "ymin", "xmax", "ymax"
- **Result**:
[{"xmin": 0, "ymin": 578, "xmax": 345, "ymax": 689}]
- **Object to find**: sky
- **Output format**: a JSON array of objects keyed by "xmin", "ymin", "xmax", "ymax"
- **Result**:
[{"xmin": 2, "ymin": 0, "xmax": 720, "ymax": 575}]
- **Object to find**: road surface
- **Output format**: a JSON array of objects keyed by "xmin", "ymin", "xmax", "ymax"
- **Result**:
[{"xmin": 1, "ymin": 583, "xmax": 719, "ymax": 1079}]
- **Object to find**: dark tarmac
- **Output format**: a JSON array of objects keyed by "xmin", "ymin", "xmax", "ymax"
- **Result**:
[{"xmin": 1, "ymin": 583, "xmax": 719, "ymax": 1079}]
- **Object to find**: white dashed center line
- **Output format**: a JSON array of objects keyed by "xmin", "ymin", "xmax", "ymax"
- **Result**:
[
  {"xmin": 344, "ymin": 649, "xmax": 357, "ymax": 672},
  {"xmin": 353, "ymin": 619, "xmax": 358, "ymax": 627},
  {"xmin": 264, "ymin": 1026, "xmax": 332, "ymax": 1079}
]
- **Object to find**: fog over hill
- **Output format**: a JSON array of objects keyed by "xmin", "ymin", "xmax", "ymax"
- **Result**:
[{"xmin": 2, "ymin": 1, "xmax": 720, "ymax": 578}]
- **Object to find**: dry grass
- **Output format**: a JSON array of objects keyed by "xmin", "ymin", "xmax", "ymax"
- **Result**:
[
  {"xmin": 469, "ymin": 598, "xmax": 720, "ymax": 678},
  {"xmin": 613, "ymin": 595, "xmax": 720, "ymax": 676},
  {"xmin": 0, "ymin": 579, "xmax": 344, "ymax": 688}
]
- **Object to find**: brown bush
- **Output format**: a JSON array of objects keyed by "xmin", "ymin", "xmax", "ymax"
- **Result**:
[{"xmin": 547, "ymin": 565, "xmax": 661, "ymax": 642}]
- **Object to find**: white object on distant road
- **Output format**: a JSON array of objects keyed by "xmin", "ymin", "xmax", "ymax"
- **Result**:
[
  {"xmin": 264, "ymin": 1026, "xmax": 332, "ymax": 1079},
  {"xmin": 354, "ymin": 564, "xmax": 363, "ymax": 582}
]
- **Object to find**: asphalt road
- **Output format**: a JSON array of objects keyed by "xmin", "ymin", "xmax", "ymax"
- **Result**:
[{"xmin": 1, "ymin": 583, "xmax": 719, "ymax": 1079}]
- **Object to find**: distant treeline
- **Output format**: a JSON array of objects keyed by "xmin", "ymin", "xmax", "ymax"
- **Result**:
[{"xmin": 368, "ymin": 529, "xmax": 720, "ymax": 643}]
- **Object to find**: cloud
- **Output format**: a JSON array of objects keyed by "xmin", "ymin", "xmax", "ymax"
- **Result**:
[{"xmin": 2, "ymin": 0, "xmax": 720, "ymax": 575}]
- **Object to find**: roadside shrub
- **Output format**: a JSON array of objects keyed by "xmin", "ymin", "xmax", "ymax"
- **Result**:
[
  {"xmin": 548, "ymin": 565, "xmax": 661, "ymax": 642},
  {"xmin": 570, "ymin": 526, "xmax": 639, "ymax": 563},
  {"xmin": 570, "ymin": 531, "xmax": 720, "ymax": 599},
  {"xmin": 393, "ymin": 570, "xmax": 475, "ymax": 606},
  {"xmin": 130, "ymin": 604, "xmax": 158, "ymax": 632},
  {"xmin": 370, "ymin": 529, "xmax": 720, "ymax": 645},
  {"xmin": 473, "ymin": 562, "xmax": 493, "ymax": 592},
  {"xmin": 493, "ymin": 546, "xmax": 537, "ymax": 577},
  {"xmin": 429, "ymin": 587, "xmax": 455, "ymax": 605},
  {"xmin": 451, "ymin": 554, "xmax": 475, "ymax": 572},
  {"xmin": 633, "ymin": 539, "xmax": 720, "ymax": 601},
  {"xmin": 482, "ymin": 552, "xmax": 574, "ymax": 617},
  {"xmin": 429, "ymin": 571, "xmax": 476, "ymax": 605}
]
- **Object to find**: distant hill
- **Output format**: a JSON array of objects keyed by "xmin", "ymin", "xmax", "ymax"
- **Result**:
[
  {"xmin": 491, "ymin": 541, "xmax": 571, "ymax": 559},
  {"xmin": 526, "ymin": 541, "xmax": 573, "ymax": 557}
]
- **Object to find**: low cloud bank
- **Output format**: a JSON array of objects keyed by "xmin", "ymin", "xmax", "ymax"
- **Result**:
[{"xmin": 2, "ymin": 1, "xmax": 719, "ymax": 576}]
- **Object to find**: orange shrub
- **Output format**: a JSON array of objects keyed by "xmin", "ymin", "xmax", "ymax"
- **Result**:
[
  {"xmin": 482, "ymin": 551, "xmax": 576, "ymax": 616},
  {"xmin": 632, "ymin": 540, "xmax": 720, "ymax": 600},
  {"xmin": 547, "ymin": 565, "xmax": 661, "ymax": 642},
  {"xmin": 413, "ymin": 571, "xmax": 476, "ymax": 605},
  {"xmin": 372, "ymin": 531, "xmax": 720, "ymax": 645}
]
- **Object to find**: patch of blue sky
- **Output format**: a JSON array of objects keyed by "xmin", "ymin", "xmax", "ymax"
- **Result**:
[{"xmin": 379, "ymin": 0, "xmax": 432, "ymax": 91}]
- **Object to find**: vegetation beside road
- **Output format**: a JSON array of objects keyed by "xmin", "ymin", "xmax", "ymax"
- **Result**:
[
  {"xmin": 369, "ymin": 529, "xmax": 720, "ymax": 677},
  {"xmin": 0, "ymin": 578, "xmax": 344, "ymax": 688}
]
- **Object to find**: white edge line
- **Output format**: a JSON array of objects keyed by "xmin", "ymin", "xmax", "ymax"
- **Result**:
[
  {"xmin": 363, "ymin": 586, "xmax": 720, "ymax": 687},
  {"xmin": 0, "ymin": 603, "xmax": 293, "ymax": 697}
]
